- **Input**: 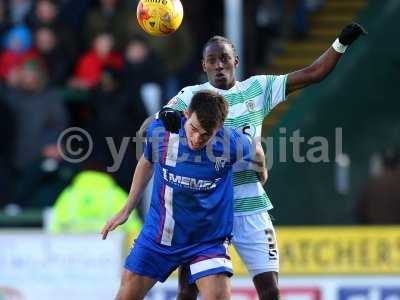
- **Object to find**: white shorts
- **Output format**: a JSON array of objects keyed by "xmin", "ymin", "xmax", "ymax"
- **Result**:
[{"xmin": 232, "ymin": 210, "xmax": 279, "ymax": 277}]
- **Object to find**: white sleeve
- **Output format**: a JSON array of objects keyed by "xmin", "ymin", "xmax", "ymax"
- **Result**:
[
  {"xmin": 164, "ymin": 87, "xmax": 193, "ymax": 112},
  {"xmin": 263, "ymin": 74, "xmax": 288, "ymax": 114}
]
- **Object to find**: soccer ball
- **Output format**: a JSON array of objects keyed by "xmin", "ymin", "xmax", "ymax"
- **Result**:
[{"xmin": 137, "ymin": 0, "xmax": 184, "ymax": 36}]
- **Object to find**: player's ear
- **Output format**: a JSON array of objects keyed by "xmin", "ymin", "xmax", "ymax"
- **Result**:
[
  {"xmin": 184, "ymin": 110, "xmax": 190, "ymax": 119},
  {"xmin": 201, "ymin": 59, "xmax": 206, "ymax": 72},
  {"xmin": 234, "ymin": 55, "xmax": 239, "ymax": 68}
]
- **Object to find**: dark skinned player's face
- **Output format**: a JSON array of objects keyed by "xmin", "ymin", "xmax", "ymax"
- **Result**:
[{"xmin": 202, "ymin": 42, "xmax": 239, "ymax": 90}]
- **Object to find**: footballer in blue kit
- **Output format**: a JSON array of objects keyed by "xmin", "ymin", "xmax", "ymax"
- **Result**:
[
  {"xmin": 102, "ymin": 91, "xmax": 258, "ymax": 300},
  {"xmin": 126, "ymin": 116, "xmax": 252, "ymax": 282}
]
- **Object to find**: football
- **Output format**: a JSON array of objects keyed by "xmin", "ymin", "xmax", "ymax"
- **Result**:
[{"xmin": 137, "ymin": 0, "xmax": 184, "ymax": 36}]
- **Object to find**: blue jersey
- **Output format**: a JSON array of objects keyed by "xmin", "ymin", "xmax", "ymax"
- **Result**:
[{"xmin": 140, "ymin": 118, "xmax": 253, "ymax": 250}]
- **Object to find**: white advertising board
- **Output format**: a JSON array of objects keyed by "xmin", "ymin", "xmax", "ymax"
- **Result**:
[{"xmin": 0, "ymin": 230, "xmax": 124, "ymax": 300}]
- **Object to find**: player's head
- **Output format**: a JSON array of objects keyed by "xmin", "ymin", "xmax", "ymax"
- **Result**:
[
  {"xmin": 202, "ymin": 35, "xmax": 239, "ymax": 90},
  {"xmin": 184, "ymin": 90, "xmax": 228, "ymax": 150}
]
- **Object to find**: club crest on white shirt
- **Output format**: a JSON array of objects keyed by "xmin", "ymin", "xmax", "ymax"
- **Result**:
[
  {"xmin": 245, "ymin": 99, "xmax": 256, "ymax": 112},
  {"xmin": 167, "ymin": 97, "xmax": 179, "ymax": 107}
]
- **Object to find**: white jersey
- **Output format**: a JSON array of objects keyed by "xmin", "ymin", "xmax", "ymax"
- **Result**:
[{"xmin": 166, "ymin": 75, "xmax": 288, "ymax": 215}]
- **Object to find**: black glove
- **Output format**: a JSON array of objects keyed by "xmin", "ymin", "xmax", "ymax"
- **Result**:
[
  {"xmin": 339, "ymin": 23, "xmax": 367, "ymax": 45},
  {"xmin": 158, "ymin": 108, "xmax": 182, "ymax": 133}
]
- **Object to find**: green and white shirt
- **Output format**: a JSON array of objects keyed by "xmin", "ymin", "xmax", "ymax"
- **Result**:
[{"xmin": 166, "ymin": 75, "xmax": 288, "ymax": 215}]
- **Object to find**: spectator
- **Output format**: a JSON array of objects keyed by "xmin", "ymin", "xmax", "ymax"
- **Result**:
[
  {"xmin": 113, "ymin": 36, "xmax": 166, "ymax": 204},
  {"xmin": 2, "ymin": 59, "xmax": 67, "ymax": 172},
  {"xmin": 2, "ymin": 58, "xmax": 70, "ymax": 208},
  {"xmin": 83, "ymin": 0, "xmax": 143, "ymax": 50},
  {"xmin": 121, "ymin": 35, "xmax": 165, "ymax": 112},
  {"xmin": 0, "ymin": 25, "xmax": 38, "ymax": 82},
  {"xmin": 87, "ymin": 65, "xmax": 146, "ymax": 192},
  {"xmin": 355, "ymin": 147, "xmax": 400, "ymax": 224},
  {"xmin": 34, "ymin": 26, "xmax": 71, "ymax": 86},
  {"xmin": 70, "ymin": 32, "xmax": 122, "ymax": 90},
  {"xmin": 27, "ymin": 0, "xmax": 77, "ymax": 59},
  {"xmin": 88, "ymin": 67, "xmax": 132, "ymax": 158},
  {"xmin": 47, "ymin": 161, "xmax": 142, "ymax": 235}
]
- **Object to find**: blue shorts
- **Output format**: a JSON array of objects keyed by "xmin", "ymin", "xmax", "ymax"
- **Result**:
[{"xmin": 124, "ymin": 237, "xmax": 233, "ymax": 284}]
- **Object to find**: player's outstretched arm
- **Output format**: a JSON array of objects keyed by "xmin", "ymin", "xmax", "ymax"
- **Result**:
[
  {"xmin": 101, "ymin": 155, "xmax": 153, "ymax": 240},
  {"xmin": 286, "ymin": 23, "xmax": 367, "ymax": 94}
]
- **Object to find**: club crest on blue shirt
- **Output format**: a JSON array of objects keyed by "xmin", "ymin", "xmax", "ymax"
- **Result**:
[{"xmin": 215, "ymin": 157, "xmax": 227, "ymax": 172}]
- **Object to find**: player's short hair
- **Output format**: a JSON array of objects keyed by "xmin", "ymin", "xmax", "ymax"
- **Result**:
[
  {"xmin": 202, "ymin": 35, "xmax": 236, "ymax": 57},
  {"xmin": 188, "ymin": 90, "xmax": 228, "ymax": 134}
]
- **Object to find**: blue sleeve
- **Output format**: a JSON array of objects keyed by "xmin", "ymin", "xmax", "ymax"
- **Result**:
[{"xmin": 144, "ymin": 119, "xmax": 165, "ymax": 163}]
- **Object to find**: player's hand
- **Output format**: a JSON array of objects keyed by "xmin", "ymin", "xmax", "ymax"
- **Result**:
[
  {"xmin": 101, "ymin": 209, "xmax": 130, "ymax": 240},
  {"xmin": 258, "ymin": 167, "xmax": 268, "ymax": 185},
  {"xmin": 158, "ymin": 108, "xmax": 182, "ymax": 133},
  {"xmin": 339, "ymin": 23, "xmax": 367, "ymax": 45}
]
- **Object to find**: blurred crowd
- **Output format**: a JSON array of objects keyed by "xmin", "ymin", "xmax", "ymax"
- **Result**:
[{"xmin": 0, "ymin": 0, "xmax": 200, "ymax": 212}]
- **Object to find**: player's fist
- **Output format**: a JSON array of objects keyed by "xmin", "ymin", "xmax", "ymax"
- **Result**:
[
  {"xmin": 339, "ymin": 23, "xmax": 367, "ymax": 45},
  {"xmin": 158, "ymin": 108, "xmax": 182, "ymax": 133}
]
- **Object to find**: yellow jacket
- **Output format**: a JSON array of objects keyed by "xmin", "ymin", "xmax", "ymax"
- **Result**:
[{"xmin": 49, "ymin": 171, "xmax": 142, "ymax": 235}]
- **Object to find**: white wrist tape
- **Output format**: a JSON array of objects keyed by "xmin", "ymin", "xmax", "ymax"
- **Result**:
[{"xmin": 332, "ymin": 38, "xmax": 348, "ymax": 53}]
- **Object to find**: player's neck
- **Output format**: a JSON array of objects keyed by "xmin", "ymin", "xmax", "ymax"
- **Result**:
[{"xmin": 210, "ymin": 81, "xmax": 236, "ymax": 90}]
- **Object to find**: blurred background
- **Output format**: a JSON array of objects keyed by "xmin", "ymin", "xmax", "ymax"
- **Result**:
[{"xmin": 0, "ymin": 0, "xmax": 399, "ymax": 299}]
